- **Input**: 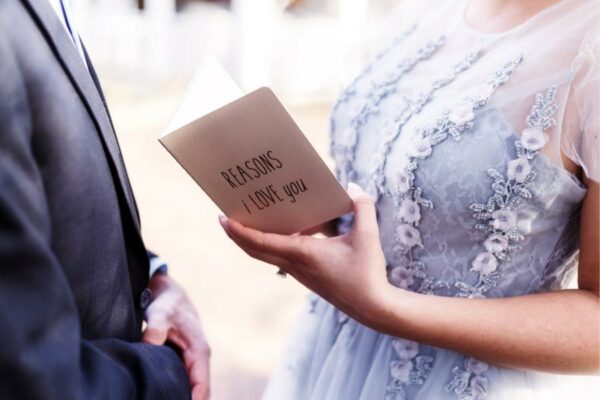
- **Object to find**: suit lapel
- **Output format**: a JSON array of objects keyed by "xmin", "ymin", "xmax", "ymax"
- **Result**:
[
  {"xmin": 82, "ymin": 44, "xmax": 142, "ymax": 225},
  {"xmin": 22, "ymin": 0, "xmax": 141, "ymax": 232}
]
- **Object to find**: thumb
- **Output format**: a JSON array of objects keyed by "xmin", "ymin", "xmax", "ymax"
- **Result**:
[
  {"xmin": 142, "ymin": 313, "xmax": 170, "ymax": 345},
  {"xmin": 347, "ymin": 183, "xmax": 378, "ymax": 235}
]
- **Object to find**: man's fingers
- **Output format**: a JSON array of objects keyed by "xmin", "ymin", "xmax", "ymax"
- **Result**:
[
  {"xmin": 219, "ymin": 216, "xmax": 306, "ymax": 259},
  {"xmin": 187, "ymin": 348, "xmax": 210, "ymax": 400},
  {"xmin": 142, "ymin": 325, "xmax": 169, "ymax": 345},
  {"xmin": 142, "ymin": 312, "xmax": 170, "ymax": 345},
  {"xmin": 182, "ymin": 343, "xmax": 210, "ymax": 400},
  {"xmin": 187, "ymin": 355, "xmax": 210, "ymax": 388},
  {"xmin": 192, "ymin": 384, "xmax": 210, "ymax": 400},
  {"xmin": 347, "ymin": 183, "xmax": 379, "ymax": 236},
  {"xmin": 170, "ymin": 324, "xmax": 211, "ymax": 399}
]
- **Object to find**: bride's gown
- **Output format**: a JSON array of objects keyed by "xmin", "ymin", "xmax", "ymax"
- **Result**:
[{"xmin": 263, "ymin": 0, "xmax": 600, "ymax": 399}]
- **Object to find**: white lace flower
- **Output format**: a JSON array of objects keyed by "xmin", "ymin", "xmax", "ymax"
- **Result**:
[
  {"xmin": 470, "ymin": 375, "xmax": 489, "ymax": 398},
  {"xmin": 491, "ymin": 209, "xmax": 517, "ymax": 231},
  {"xmin": 466, "ymin": 358, "xmax": 489, "ymax": 375},
  {"xmin": 395, "ymin": 171, "xmax": 412, "ymax": 194},
  {"xmin": 396, "ymin": 224, "xmax": 422, "ymax": 248},
  {"xmin": 449, "ymin": 102, "xmax": 475, "ymax": 125},
  {"xmin": 483, "ymin": 234, "xmax": 509, "ymax": 254},
  {"xmin": 390, "ymin": 359, "xmax": 413, "ymax": 383},
  {"xmin": 398, "ymin": 199, "xmax": 421, "ymax": 224},
  {"xmin": 390, "ymin": 266, "xmax": 414, "ymax": 289},
  {"xmin": 471, "ymin": 252, "xmax": 498, "ymax": 275},
  {"xmin": 520, "ymin": 127, "xmax": 549, "ymax": 151},
  {"xmin": 408, "ymin": 135, "xmax": 432, "ymax": 159},
  {"xmin": 506, "ymin": 156, "xmax": 531, "ymax": 183},
  {"xmin": 392, "ymin": 339, "xmax": 419, "ymax": 360}
]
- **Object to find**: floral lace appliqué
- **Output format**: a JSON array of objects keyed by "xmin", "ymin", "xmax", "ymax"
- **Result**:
[
  {"xmin": 367, "ymin": 48, "xmax": 484, "ymax": 198},
  {"xmin": 332, "ymin": 34, "xmax": 446, "ymax": 183},
  {"xmin": 443, "ymin": 87, "xmax": 558, "ymax": 400},
  {"xmin": 385, "ymin": 339, "xmax": 434, "ymax": 400},
  {"xmin": 456, "ymin": 86, "xmax": 558, "ymax": 298},
  {"xmin": 445, "ymin": 358, "xmax": 490, "ymax": 400},
  {"xmin": 387, "ymin": 55, "xmax": 524, "ymax": 294},
  {"xmin": 384, "ymin": 55, "xmax": 524, "ymax": 400}
]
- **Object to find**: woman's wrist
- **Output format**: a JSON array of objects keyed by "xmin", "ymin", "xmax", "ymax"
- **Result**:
[{"xmin": 366, "ymin": 283, "xmax": 416, "ymax": 336}]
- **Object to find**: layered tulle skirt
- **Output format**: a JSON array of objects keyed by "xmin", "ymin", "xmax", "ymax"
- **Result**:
[{"xmin": 263, "ymin": 295, "xmax": 600, "ymax": 400}]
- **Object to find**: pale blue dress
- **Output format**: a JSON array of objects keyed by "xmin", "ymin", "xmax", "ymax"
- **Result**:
[{"xmin": 263, "ymin": 1, "xmax": 600, "ymax": 399}]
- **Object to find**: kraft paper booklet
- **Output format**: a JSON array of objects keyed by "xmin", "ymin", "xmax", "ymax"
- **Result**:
[
  {"xmin": 162, "ymin": 58, "xmax": 244, "ymax": 134},
  {"xmin": 160, "ymin": 63, "xmax": 352, "ymax": 234}
]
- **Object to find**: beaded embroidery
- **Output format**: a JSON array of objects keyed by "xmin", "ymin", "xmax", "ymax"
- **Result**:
[
  {"xmin": 386, "ymin": 55, "xmax": 524, "ymax": 293},
  {"xmin": 385, "ymin": 339, "xmax": 434, "ymax": 400},
  {"xmin": 332, "ymin": 35, "xmax": 446, "ymax": 183},
  {"xmin": 444, "ymin": 87, "xmax": 559, "ymax": 400},
  {"xmin": 367, "ymin": 48, "xmax": 485, "ymax": 198},
  {"xmin": 445, "ymin": 358, "xmax": 490, "ymax": 400},
  {"xmin": 384, "ymin": 55, "xmax": 524, "ymax": 400},
  {"xmin": 456, "ymin": 86, "xmax": 558, "ymax": 298}
]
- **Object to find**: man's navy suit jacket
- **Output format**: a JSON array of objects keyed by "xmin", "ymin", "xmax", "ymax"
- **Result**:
[{"xmin": 0, "ymin": 0, "xmax": 190, "ymax": 398}]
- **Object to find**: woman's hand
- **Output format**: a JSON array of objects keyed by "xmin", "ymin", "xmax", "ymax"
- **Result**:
[{"xmin": 219, "ymin": 183, "xmax": 392, "ymax": 329}]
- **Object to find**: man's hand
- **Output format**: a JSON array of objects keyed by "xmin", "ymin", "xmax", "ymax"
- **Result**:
[{"xmin": 142, "ymin": 274, "xmax": 210, "ymax": 400}]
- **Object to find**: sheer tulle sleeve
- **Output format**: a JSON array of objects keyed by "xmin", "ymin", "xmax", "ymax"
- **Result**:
[{"xmin": 561, "ymin": 30, "xmax": 599, "ymax": 182}]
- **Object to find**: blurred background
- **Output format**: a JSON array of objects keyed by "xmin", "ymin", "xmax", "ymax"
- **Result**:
[{"xmin": 71, "ymin": 1, "xmax": 403, "ymax": 398}]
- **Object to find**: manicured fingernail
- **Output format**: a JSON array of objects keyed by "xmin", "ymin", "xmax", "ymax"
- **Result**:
[
  {"xmin": 347, "ymin": 182, "xmax": 375, "ymax": 201},
  {"xmin": 218, "ymin": 214, "xmax": 228, "ymax": 229}
]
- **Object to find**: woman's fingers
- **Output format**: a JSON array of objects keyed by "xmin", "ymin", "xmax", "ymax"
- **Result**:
[
  {"xmin": 347, "ymin": 183, "xmax": 379, "ymax": 236},
  {"xmin": 219, "ymin": 215, "xmax": 306, "ymax": 259},
  {"xmin": 244, "ymin": 245, "xmax": 294, "ymax": 271},
  {"xmin": 224, "ymin": 227, "xmax": 294, "ymax": 270}
]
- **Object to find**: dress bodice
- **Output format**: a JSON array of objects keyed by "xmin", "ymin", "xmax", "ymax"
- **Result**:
[{"xmin": 330, "ymin": 0, "xmax": 597, "ymax": 300}]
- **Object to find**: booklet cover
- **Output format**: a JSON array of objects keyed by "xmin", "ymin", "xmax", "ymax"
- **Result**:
[{"xmin": 160, "ymin": 86, "xmax": 352, "ymax": 234}]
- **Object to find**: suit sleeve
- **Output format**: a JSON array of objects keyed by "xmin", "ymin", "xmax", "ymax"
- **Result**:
[{"xmin": 0, "ymin": 35, "xmax": 190, "ymax": 400}]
